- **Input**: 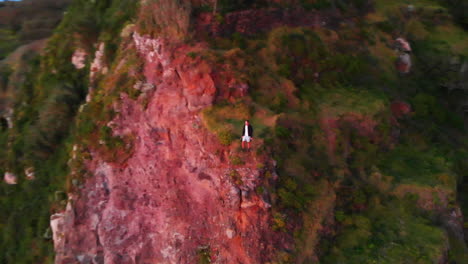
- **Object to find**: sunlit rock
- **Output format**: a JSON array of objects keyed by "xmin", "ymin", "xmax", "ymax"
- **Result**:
[
  {"xmin": 71, "ymin": 48, "xmax": 87, "ymax": 69},
  {"xmin": 395, "ymin": 38, "xmax": 411, "ymax": 52},
  {"xmin": 50, "ymin": 213, "xmax": 65, "ymax": 250},
  {"xmin": 226, "ymin": 228, "xmax": 236, "ymax": 239},
  {"xmin": 72, "ymin": 144, "xmax": 78, "ymax": 160},
  {"xmin": 51, "ymin": 202, "xmax": 74, "ymax": 255},
  {"xmin": 90, "ymin": 42, "xmax": 108, "ymax": 81},
  {"xmin": 391, "ymin": 101, "xmax": 412, "ymax": 119},
  {"xmin": 120, "ymin": 23, "xmax": 135, "ymax": 38},
  {"xmin": 1, "ymin": 108, "xmax": 14, "ymax": 129},
  {"xmin": 4, "ymin": 172, "xmax": 17, "ymax": 185},
  {"xmin": 25, "ymin": 167, "xmax": 35, "ymax": 180}
]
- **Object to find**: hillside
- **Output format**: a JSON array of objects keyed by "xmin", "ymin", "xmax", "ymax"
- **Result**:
[
  {"xmin": 0, "ymin": 0, "xmax": 71, "ymax": 143},
  {"xmin": 0, "ymin": 0, "xmax": 467, "ymax": 263},
  {"xmin": 0, "ymin": 0, "xmax": 71, "ymax": 59}
]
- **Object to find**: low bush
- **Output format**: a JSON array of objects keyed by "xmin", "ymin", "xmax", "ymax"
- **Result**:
[{"xmin": 378, "ymin": 144, "xmax": 454, "ymax": 187}]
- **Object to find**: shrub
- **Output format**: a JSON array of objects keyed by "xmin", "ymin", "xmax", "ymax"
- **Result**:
[
  {"xmin": 272, "ymin": 212, "xmax": 287, "ymax": 231},
  {"xmin": 323, "ymin": 200, "xmax": 447, "ymax": 264},
  {"xmin": 218, "ymin": 129, "xmax": 234, "ymax": 146},
  {"xmin": 229, "ymin": 169, "xmax": 243, "ymax": 185},
  {"xmin": 277, "ymin": 177, "xmax": 313, "ymax": 210},
  {"xmin": 275, "ymin": 125, "xmax": 291, "ymax": 139},
  {"xmin": 229, "ymin": 155, "xmax": 244, "ymax": 165},
  {"xmin": 378, "ymin": 145, "xmax": 454, "ymax": 187},
  {"xmin": 335, "ymin": 210, "xmax": 346, "ymax": 222},
  {"xmin": 197, "ymin": 246, "xmax": 211, "ymax": 264},
  {"xmin": 187, "ymin": 51, "xmax": 198, "ymax": 59}
]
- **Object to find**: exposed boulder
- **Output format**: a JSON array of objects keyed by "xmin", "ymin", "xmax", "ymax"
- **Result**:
[
  {"xmin": 25, "ymin": 167, "xmax": 35, "ymax": 180},
  {"xmin": 4, "ymin": 172, "xmax": 17, "ymax": 184},
  {"xmin": 1, "ymin": 107, "xmax": 14, "ymax": 129},
  {"xmin": 120, "ymin": 23, "xmax": 135, "ymax": 38},
  {"xmin": 51, "ymin": 202, "xmax": 74, "ymax": 256},
  {"xmin": 391, "ymin": 101, "xmax": 412, "ymax": 119},
  {"xmin": 133, "ymin": 81, "xmax": 155, "ymax": 93},
  {"xmin": 395, "ymin": 38, "xmax": 412, "ymax": 52},
  {"xmin": 50, "ymin": 213, "xmax": 65, "ymax": 251},
  {"xmin": 71, "ymin": 48, "xmax": 87, "ymax": 69},
  {"xmin": 87, "ymin": 42, "xmax": 108, "ymax": 102},
  {"xmin": 90, "ymin": 42, "xmax": 108, "ymax": 80}
]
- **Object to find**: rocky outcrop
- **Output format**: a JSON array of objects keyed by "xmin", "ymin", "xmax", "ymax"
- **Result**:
[
  {"xmin": 72, "ymin": 48, "xmax": 87, "ymax": 69},
  {"xmin": 54, "ymin": 32, "xmax": 285, "ymax": 264},
  {"xmin": 25, "ymin": 167, "xmax": 35, "ymax": 180},
  {"xmin": 1, "ymin": 107, "xmax": 13, "ymax": 129},
  {"xmin": 390, "ymin": 101, "xmax": 411, "ymax": 119},
  {"xmin": 87, "ymin": 42, "xmax": 108, "ymax": 102},
  {"xmin": 395, "ymin": 38, "xmax": 412, "ymax": 53},
  {"xmin": 3, "ymin": 172, "xmax": 17, "ymax": 185},
  {"xmin": 90, "ymin": 42, "xmax": 108, "ymax": 80}
]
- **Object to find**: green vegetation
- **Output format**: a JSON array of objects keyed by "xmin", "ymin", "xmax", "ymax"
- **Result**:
[
  {"xmin": 228, "ymin": 169, "xmax": 243, "ymax": 186},
  {"xmin": 197, "ymin": 246, "xmax": 211, "ymax": 264},
  {"xmin": 378, "ymin": 144, "xmax": 455, "ymax": 187},
  {"xmin": 323, "ymin": 199, "xmax": 446, "ymax": 264},
  {"xmin": 229, "ymin": 155, "xmax": 245, "ymax": 165},
  {"xmin": 1, "ymin": 0, "xmax": 467, "ymax": 263},
  {"xmin": 0, "ymin": 0, "xmax": 71, "ymax": 59},
  {"xmin": 199, "ymin": 0, "xmax": 467, "ymax": 262},
  {"xmin": 201, "ymin": 100, "xmax": 251, "ymax": 146},
  {"xmin": 0, "ymin": 29, "xmax": 19, "ymax": 60},
  {"xmin": 0, "ymin": 0, "xmax": 139, "ymax": 263}
]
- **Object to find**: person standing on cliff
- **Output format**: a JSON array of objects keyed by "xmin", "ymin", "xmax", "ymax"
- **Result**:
[{"xmin": 242, "ymin": 120, "xmax": 253, "ymax": 150}]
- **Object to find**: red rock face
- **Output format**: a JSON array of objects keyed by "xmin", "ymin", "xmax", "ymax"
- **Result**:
[
  {"xmin": 54, "ymin": 33, "xmax": 285, "ymax": 264},
  {"xmin": 391, "ymin": 101, "xmax": 411, "ymax": 119}
]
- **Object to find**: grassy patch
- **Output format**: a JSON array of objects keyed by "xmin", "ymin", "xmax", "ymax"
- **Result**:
[
  {"xmin": 201, "ymin": 101, "xmax": 251, "ymax": 146},
  {"xmin": 378, "ymin": 145, "xmax": 455, "ymax": 187},
  {"xmin": 229, "ymin": 155, "xmax": 244, "ymax": 165},
  {"xmin": 196, "ymin": 246, "xmax": 211, "ymax": 264},
  {"xmin": 316, "ymin": 87, "xmax": 387, "ymax": 118},
  {"xmin": 323, "ymin": 199, "xmax": 447, "ymax": 264}
]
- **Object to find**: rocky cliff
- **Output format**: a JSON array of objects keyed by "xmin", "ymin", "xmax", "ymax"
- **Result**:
[{"xmin": 53, "ymin": 29, "xmax": 287, "ymax": 263}]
